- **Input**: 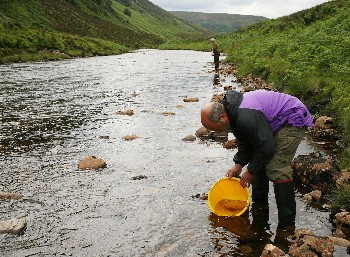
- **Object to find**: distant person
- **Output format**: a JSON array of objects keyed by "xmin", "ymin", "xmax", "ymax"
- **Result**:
[
  {"xmin": 210, "ymin": 38, "xmax": 220, "ymax": 72},
  {"xmin": 200, "ymin": 90, "xmax": 314, "ymax": 229}
]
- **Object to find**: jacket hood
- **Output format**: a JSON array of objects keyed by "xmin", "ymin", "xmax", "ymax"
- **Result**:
[{"xmin": 223, "ymin": 90, "xmax": 243, "ymax": 116}]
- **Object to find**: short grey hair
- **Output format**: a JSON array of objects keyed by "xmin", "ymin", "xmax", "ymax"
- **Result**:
[{"xmin": 208, "ymin": 102, "xmax": 223, "ymax": 122}]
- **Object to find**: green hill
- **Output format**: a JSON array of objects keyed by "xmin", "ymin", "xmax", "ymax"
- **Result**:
[
  {"xmin": 219, "ymin": 0, "xmax": 350, "ymax": 166},
  {"xmin": 170, "ymin": 11, "xmax": 268, "ymax": 33},
  {"xmin": 0, "ymin": 0, "xmax": 209, "ymax": 63}
]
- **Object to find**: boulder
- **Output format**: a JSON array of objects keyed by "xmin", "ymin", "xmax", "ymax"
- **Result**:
[
  {"xmin": 78, "ymin": 156, "xmax": 107, "ymax": 170},
  {"xmin": 334, "ymin": 212, "xmax": 350, "ymax": 238},
  {"xmin": 289, "ymin": 233, "xmax": 334, "ymax": 257},
  {"xmin": 291, "ymin": 153, "xmax": 341, "ymax": 193},
  {"xmin": 0, "ymin": 218, "xmax": 27, "ymax": 235},
  {"xmin": 336, "ymin": 172, "xmax": 350, "ymax": 188},
  {"xmin": 328, "ymin": 236, "xmax": 350, "ymax": 247},
  {"xmin": 313, "ymin": 116, "xmax": 335, "ymax": 130},
  {"xmin": 310, "ymin": 116, "xmax": 339, "ymax": 141}
]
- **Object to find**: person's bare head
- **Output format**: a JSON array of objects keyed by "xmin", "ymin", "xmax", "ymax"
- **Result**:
[{"xmin": 201, "ymin": 102, "xmax": 230, "ymax": 132}]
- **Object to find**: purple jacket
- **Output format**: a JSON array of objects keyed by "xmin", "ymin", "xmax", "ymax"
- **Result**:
[{"xmin": 240, "ymin": 90, "xmax": 314, "ymax": 133}]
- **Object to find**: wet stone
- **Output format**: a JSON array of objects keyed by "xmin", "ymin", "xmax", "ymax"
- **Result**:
[
  {"xmin": 289, "ymin": 234, "xmax": 334, "ymax": 257},
  {"xmin": 160, "ymin": 111, "xmax": 175, "ymax": 116},
  {"xmin": 0, "ymin": 192, "xmax": 23, "ymax": 201},
  {"xmin": 0, "ymin": 218, "xmax": 27, "ymax": 235},
  {"xmin": 291, "ymin": 153, "xmax": 341, "ymax": 193},
  {"xmin": 211, "ymin": 93, "xmax": 224, "ymax": 102},
  {"xmin": 195, "ymin": 126, "xmax": 228, "ymax": 140},
  {"xmin": 182, "ymin": 135, "xmax": 196, "ymax": 142},
  {"xmin": 260, "ymin": 244, "xmax": 286, "ymax": 257},
  {"xmin": 223, "ymin": 139, "xmax": 237, "ymax": 149},
  {"xmin": 131, "ymin": 175, "xmax": 148, "ymax": 180},
  {"xmin": 192, "ymin": 193, "xmax": 208, "ymax": 200},
  {"xmin": 116, "ymin": 109, "xmax": 134, "ymax": 116},
  {"xmin": 334, "ymin": 212, "xmax": 350, "ymax": 238},
  {"xmin": 183, "ymin": 97, "xmax": 199, "ymax": 102},
  {"xmin": 122, "ymin": 134, "xmax": 140, "ymax": 141},
  {"xmin": 78, "ymin": 156, "xmax": 107, "ymax": 170}
]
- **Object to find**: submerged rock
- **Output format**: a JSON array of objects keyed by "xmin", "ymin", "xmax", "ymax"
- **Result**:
[
  {"xmin": 131, "ymin": 175, "xmax": 148, "ymax": 180},
  {"xmin": 160, "ymin": 111, "xmax": 175, "ymax": 116},
  {"xmin": 291, "ymin": 153, "xmax": 341, "ymax": 193},
  {"xmin": 78, "ymin": 156, "xmax": 107, "ymax": 170},
  {"xmin": 122, "ymin": 134, "xmax": 140, "ymax": 141},
  {"xmin": 182, "ymin": 135, "xmax": 196, "ymax": 142},
  {"xmin": 260, "ymin": 244, "xmax": 286, "ymax": 257},
  {"xmin": 192, "ymin": 193, "xmax": 208, "ymax": 200},
  {"xmin": 0, "ymin": 192, "xmax": 23, "ymax": 201},
  {"xmin": 223, "ymin": 139, "xmax": 237, "ymax": 149},
  {"xmin": 195, "ymin": 126, "xmax": 228, "ymax": 139},
  {"xmin": 0, "ymin": 218, "xmax": 27, "ymax": 235},
  {"xmin": 211, "ymin": 93, "xmax": 224, "ymax": 102},
  {"xmin": 183, "ymin": 97, "xmax": 199, "ymax": 102},
  {"xmin": 116, "ymin": 109, "xmax": 134, "ymax": 116}
]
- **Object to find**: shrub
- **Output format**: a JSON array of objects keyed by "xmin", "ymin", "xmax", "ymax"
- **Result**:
[
  {"xmin": 123, "ymin": 8, "xmax": 131, "ymax": 17},
  {"xmin": 330, "ymin": 184, "xmax": 350, "ymax": 214}
]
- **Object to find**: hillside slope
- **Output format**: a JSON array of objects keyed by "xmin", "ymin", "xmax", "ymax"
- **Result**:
[
  {"xmin": 219, "ymin": 0, "xmax": 350, "ymax": 166},
  {"xmin": 0, "ymin": 0, "xmax": 208, "ymax": 62},
  {"xmin": 171, "ymin": 11, "xmax": 268, "ymax": 33}
]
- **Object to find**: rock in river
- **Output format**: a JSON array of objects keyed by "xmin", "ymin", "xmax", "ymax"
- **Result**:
[
  {"xmin": 0, "ymin": 218, "xmax": 27, "ymax": 235},
  {"xmin": 78, "ymin": 156, "xmax": 107, "ymax": 170}
]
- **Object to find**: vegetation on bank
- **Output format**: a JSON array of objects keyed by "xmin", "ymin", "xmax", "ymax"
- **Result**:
[{"xmin": 218, "ymin": 0, "xmax": 350, "ymax": 168}]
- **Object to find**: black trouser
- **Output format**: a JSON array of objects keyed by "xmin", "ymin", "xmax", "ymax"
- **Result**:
[{"xmin": 213, "ymin": 52, "xmax": 219, "ymax": 71}]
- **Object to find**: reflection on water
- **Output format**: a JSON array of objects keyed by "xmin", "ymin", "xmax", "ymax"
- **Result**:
[{"xmin": 0, "ymin": 50, "xmax": 341, "ymax": 256}]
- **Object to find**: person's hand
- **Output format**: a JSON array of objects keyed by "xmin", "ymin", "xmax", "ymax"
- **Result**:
[
  {"xmin": 240, "ymin": 170, "xmax": 254, "ymax": 188},
  {"xmin": 226, "ymin": 164, "xmax": 243, "ymax": 178}
]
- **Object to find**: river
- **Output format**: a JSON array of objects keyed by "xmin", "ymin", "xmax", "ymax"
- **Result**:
[{"xmin": 0, "ymin": 50, "xmax": 344, "ymax": 256}]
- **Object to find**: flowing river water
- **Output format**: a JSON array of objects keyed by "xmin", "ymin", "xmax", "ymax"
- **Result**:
[{"xmin": 0, "ymin": 50, "xmax": 345, "ymax": 256}]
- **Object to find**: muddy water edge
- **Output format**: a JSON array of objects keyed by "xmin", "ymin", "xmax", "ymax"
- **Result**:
[{"xmin": 0, "ymin": 50, "xmax": 345, "ymax": 256}]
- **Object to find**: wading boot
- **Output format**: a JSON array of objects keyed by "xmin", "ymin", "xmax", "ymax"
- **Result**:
[{"xmin": 273, "ymin": 181, "xmax": 296, "ymax": 228}]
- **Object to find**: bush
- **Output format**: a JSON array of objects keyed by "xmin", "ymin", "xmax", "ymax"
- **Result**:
[
  {"xmin": 330, "ymin": 184, "xmax": 350, "ymax": 213},
  {"xmin": 123, "ymin": 8, "xmax": 131, "ymax": 16}
]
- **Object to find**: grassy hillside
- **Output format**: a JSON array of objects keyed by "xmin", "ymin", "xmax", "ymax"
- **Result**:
[
  {"xmin": 219, "ymin": 0, "xmax": 350, "ymax": 167},
  {"xmin": 171, "ymin": 11, "xmax": 268, "ymax": 33},
  {"xmin": 0, "ymin": 0, "xmax": 208, "ymax": 63}
]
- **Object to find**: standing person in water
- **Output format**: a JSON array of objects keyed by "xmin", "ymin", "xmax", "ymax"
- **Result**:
[
  {"xmin": 200, "ymin": 89, "xmax": 314, "ymax": 229},
  {"xmin": 210, "ymin": 38, "xmax": 220, "ymax": 72}
]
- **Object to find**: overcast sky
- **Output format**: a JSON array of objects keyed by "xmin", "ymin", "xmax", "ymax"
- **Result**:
[{"xmin": 149, "ymin": 0, "xmax": 330, "ymax": 19}]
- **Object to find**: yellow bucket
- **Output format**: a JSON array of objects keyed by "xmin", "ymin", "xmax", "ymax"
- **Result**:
[{"xmin": 208, "ymin": 177, "xmax": 250, "ymax": 217}]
